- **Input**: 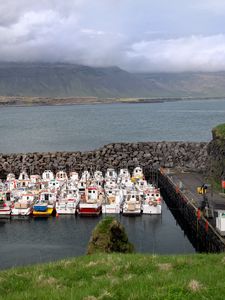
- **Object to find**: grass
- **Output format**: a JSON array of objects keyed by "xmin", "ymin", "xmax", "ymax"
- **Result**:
[
  {"xmin": 0, "ymin": 253, "xmax": 225, "ymax": 299},
  {"xmin": 87, "ymin": 217, "xmax": 134, "ymax": 254},
  {"xmin": 212, "ymin": 123, "xmax": 225, "ymax": 139}
]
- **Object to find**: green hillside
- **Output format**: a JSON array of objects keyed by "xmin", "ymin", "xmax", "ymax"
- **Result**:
[{"xmin": 0, "ymin": 253, "xmax": 225, "ymax": 300}]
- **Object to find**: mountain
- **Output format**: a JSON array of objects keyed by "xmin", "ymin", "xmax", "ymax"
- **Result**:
[{"xmin": 0, "ymin": 62, "xmax": 225, "ymax": 98}]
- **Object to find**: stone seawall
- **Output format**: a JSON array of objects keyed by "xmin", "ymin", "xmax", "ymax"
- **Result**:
[{"xmin": 0, "ymin": 142, "xmax": 208, "ymax": 178}]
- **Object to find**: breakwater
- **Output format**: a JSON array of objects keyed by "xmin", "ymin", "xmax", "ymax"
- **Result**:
[
  {"xmin": 158, "ymin": 169, "xmax": 225, "ymax": 252},
  {"xmin": 0, "ymin": 141, "xmax": 208, "ymax": 178}
]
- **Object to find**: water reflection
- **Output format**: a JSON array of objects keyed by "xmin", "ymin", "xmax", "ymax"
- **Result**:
[{"xmin": 0, "ymin": 201, "xmax": 195, "ymax": 269}]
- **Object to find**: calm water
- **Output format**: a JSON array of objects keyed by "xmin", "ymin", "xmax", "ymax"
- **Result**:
[
  {"xmin": 0, "ymin": 99, "xmax": 225, "ymax": 153},
  {"xmin": 0, "ymin": 202, "xmax": 194, "ymax": 269},
  {"xmin": 0, "ymin": 99, "xmax": 224, "ymax": 268}
]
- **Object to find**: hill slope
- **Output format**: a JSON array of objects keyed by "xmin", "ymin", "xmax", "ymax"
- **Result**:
[
  {"xmin": 0, "ymin": 253, "xmax": 225, "ymax": 300},
  {"xmin": 1, "ymin": 62, "xmax": 225, "ymax": 98}
]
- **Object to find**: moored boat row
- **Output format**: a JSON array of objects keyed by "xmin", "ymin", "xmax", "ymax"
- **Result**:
[{"xmin": 0, "ymin": 167, "xmax": 162, "ymax": 218}]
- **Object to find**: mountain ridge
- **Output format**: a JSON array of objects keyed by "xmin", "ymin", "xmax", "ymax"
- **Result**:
[{"xmin": 0, "ymin": 62, "xmax": 225, "ymax": 98}]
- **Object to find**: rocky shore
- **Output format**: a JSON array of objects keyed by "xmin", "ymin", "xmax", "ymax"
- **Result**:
[{"xmin": 0, "ymin": 141, "xmax": 208, "ymax": 178}]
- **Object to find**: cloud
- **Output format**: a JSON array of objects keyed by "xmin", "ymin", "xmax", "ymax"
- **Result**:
[
  {"xmin": 0, "ymin": 0, "xmax": 225, "ymax": 72},
  {"xmin": 193, "ymin": 0, "xmax": 225, "ymax": 15},
  {"xmin": 125, "ymin": 35, "xmax": 225, "ymax": 72}
]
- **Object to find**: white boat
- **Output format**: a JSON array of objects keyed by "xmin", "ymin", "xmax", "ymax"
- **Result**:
[
  {"xmin": 105, "ymin": 168, "xmax": 117, "ymax": 181},
  {"xmin": 142, "ymin": 188, "xmax": 162, "ymax": 214},
  {"xmin": 117, "ymin": 169, "xmax": 130, "ymax": 184},
  {"xmin": 55, "ymin": 171, "xmax": 68, "ymax": 184},
  {"xmin": 69, "ymin": 172, "xmax": 79, "ymax": 182},
  {"xmin": 11, "ymin": 193, "xmax": 34, "ymax": 216},
  {"xmin": 39, "ymin": 190, "xmax": 57, "ymax": 209},
  {"xmin": 94, "ymin": 171, "xmax": 104, "ymax": 182},
  {"xmin": 18, "ymin": 171, "xmax": 30, "ymax": 188},
  {"xmin": 122, "ymin": 191, "xmax": 142, "ymax": 215},
  {"xmin": 102, "ymin": 188, "xmax": 122, "ymax": 214},
  {"xmin": 81, "ymin": 171, "xmax": 91, "ymax": 183},
  {"xmin": 131, "ymin": 167, "xmax": 144, "ymax": 182},
  {"xmin": 56, "ymin": 188, "xmax": 79, "ymax": 214},
  {"xmin": 42, "ymin": 170, "xmax": 55, "ymax": 181}
]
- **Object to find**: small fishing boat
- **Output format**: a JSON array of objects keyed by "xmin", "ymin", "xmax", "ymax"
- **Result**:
[
  {"xmin": 105, "ymin": 168, "xmax": 117, "ymax": 181},
  {"xmin": 18, "ymin": 171, "xmax": 30, "ymax": 188},
  {"xmin": 102, "ymin": 188, "xmax": 122, "ymax": 214},
  {"xmin": 56, "ymin": 188, "xmax": 79, "ymax": 214},
  {"xmin": 42, "ymin": 170, "xmax": 55, "ymax": 181},
  {"xmin": 55, "ymin": 171, "xmax": 68, "ymax": 184},
  {"xmin": 0, "ymin": 198, "xmax": 11, "ymax": 218},
  {"xmin": 11, "ymin": 193, "xmax": 34, "ymax": 217},
  {"xmin": 122, "ymin": 191, "xmax": 142, "ymax": 216},
  {"xmin": 33, "ymin": 190, "xmax": 56, "ymax": 217},
  {"xmin": 77, "ymin": 186, "xmax": 102, "ymax": 216},
  {"xmin": 117, "ymin": 168, "xmax": 130, "ymax": 184},
  {"xmin": 142, "ymin": 188, "xmax": 162, "ymax": 214},
  {"xmin": 131, "ymin": 167, "xmax": 144, "ymax": 182},
  {"xmin": 33, "ymin": 200, "xmax": 54, "ymax": 217}
]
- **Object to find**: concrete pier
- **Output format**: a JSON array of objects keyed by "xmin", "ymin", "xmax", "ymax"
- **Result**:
[{"xmin": 158, "ymin": 168, "xmax": 225, "ymax": 252}]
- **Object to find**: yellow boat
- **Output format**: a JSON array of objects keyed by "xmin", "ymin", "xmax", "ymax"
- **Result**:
[{"xmin": 33, "ymin": 207, "xmax": 54, "ymax": 217}]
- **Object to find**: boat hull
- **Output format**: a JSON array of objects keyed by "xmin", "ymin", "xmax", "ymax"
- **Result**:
[
  {"xmin": 0, "ymin": 209, "xmax": 11, "ymax": 218},
  {"xmin": 11, "ymin": 207, "xmax": 32, "ymax": 216},
  {"xmin": 56, "ymin": 207, "xmax": 76, "ymax": 214},
  {"xmin": 122, "ymin": 209, "xmax": 141, "ymax": 216},
  {"xmin": 102, "ymin": 204, "xmax": 121, "ymax": 214},
  {"xmin": 142, "ymin": 204, "xmax": 161, "ymax": 214},
  {"xmin": 33, "ymin": 207, "xmax": 54, "ymax": 217},
  {"xmin": 78, "ymin": 203, "xmax": 101, "ymax": 216}
]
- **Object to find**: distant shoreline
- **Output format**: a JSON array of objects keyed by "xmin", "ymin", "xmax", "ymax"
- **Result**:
[{"xmin": 0, "ymin": 96, "xmax": 225, "ymax": 107}]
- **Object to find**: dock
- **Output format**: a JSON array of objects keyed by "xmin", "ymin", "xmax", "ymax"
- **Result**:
[{"xmin": 157, "ymin": 168, "xmax": 225, "ymax": 252}]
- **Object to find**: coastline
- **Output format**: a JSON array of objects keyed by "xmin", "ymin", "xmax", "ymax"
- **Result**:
[{"xmin": 0, "ymin": 96, "xmax": 225, "ymax": 107}]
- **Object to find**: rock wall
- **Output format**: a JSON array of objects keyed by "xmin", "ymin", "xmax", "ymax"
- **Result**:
[
  {"xmin": 207, "ymin": 127, "xmax": 225, "ymax": 181},
  {"xmin": 0, "ymin": 141, "xmax": 208, "ymax": 178}
]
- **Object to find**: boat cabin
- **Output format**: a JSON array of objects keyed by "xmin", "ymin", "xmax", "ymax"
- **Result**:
[
  {"xmin": 42, "ymin": 170, "xmax": 54, "ymax": 181},
  {"xmin": 69, "ymin": 172, "xmax": 79, "ymax": 182},
  {"xmin": 105, "ymin": 168, "xmax": 117, "ymax": 180}
]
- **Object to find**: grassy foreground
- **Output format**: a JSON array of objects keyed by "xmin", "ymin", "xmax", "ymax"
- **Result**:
[{"xmin": 0, "ymin": 253, "xmax": 225, "ymax": 300}]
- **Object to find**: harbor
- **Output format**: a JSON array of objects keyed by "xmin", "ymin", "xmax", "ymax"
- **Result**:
[{"xmin": 158, "ymin": 168, "xmax": 225, "ymax": 252}]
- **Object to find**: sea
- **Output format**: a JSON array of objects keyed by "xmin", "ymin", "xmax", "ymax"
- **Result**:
[{"xmin": 0, "ymin": 98, "xmax": 225, "ymax": 269}]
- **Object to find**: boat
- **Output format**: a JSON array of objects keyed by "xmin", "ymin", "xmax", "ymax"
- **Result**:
[
  {"xmin": 81, "ymin": 171, "xmax": 91, "ymax": 183},
  {"xmin": 33, "ymin": 200, "xmax": 53, "ymax": 217},
  {"xmin": 18, "ymin": 171, "xmax": 30, "ymax": 188},
  {"xmin": 102, "ymin": 188, "xmax": 122, "ymax": 214},
  {"xmin": 131, "ymin": 167, "xmax": 144, "ymax": 182},
  {"xmin": 56, "ymin": 188, "xmax": 79, "ymax": 214},
  {"xmin": 42, "ymin": 170, "xmax": 55, "ymax": 181},
  {"xmin": 142, "ymin": 187, "xmax": 162, "ymax": 214},
  {"xmin": 0, "ymin": 198, "xmax": 11, "ymax": 218},
  {"xmin": 33, "ymin": 190, "xmax": 56, "ymax": 217},
  {"xmin": 105, "ymin": 168, "xmax": 117, "ymax": 181},
  {"xmin": 77, "ymin": 186, "xmax": 102, "ymax": 216},
  {"xmin": 117, "ymin": 168, "xmax": 130, "ymax": 184},
  {"xmin": 55, "ymin": 171, "xmax": 68, "ymax": 185},
  {"xmin": 122, "ymin": 191, "xmax": 142, "ymax": 216},
  {"xmin": 11, "ymin": 193, "xmax": 34, "ymax": 217}
]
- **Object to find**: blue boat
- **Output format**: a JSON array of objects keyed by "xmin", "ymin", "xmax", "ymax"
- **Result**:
[{"xmin": 33, "ymin": 201, "xmax": 47, "ymax": 212}]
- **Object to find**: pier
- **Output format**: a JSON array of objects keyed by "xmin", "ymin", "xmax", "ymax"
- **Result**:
[{"xmin": 157, "ymin": 168, "xmax": 225, "ymax": 253}]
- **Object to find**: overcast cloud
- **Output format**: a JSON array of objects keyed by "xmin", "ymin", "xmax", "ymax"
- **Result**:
[{"xmin": 1, "ymin": 0, "xmax": 225, "ymax": 72}]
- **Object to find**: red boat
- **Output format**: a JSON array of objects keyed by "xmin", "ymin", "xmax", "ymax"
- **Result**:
[{"xmin": 77, "ymin": 186, "xmax": 102, "ymax": 216}]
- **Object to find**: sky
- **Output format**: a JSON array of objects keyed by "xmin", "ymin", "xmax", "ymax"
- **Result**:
[{"xmin": 1, "ymin": 0, "xmax": 225, "ymax": 72}]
